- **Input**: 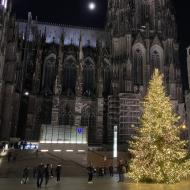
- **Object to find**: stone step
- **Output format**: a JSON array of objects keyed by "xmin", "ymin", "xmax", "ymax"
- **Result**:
[{"xmin": 0, "ymin": 150, "xmax": 87, "ymax": 178}]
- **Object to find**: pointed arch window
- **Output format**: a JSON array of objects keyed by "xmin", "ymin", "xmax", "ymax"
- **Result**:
[
  {"xmin": 81, "ymin": 112, "xmax": 96, "ymax": 129},
  {"xmin": 59, "ymin": 105, "xmax": 74, "ymax": 126},
  {"xmin": 134, "ymin": 49, "xmax": 143, "ymax": 85},
  {"xmin": 42, "ymin": 53, "xmax": 56, "ymax": 96},
  {"xmin": 83, "ymin": 59, "xmax": 95, "ymax": 97},
  {"xmin": 81, "ymin": 107, "xmax": 96, "ymax": 145},
  {"xmin": 63, "ymin": 58, "xmax": 77, "ymax": 95},
  {"xmin": 155, "ymin": 0, "xmax": 161, "ymax": 12},
  {"xmin": 151, "ymin": 50, "xmax": 160, "ymax": 73},
  {"xmin": 126, "ymin": 61, "xmax": 132, "ymax": 80},
  {"xmin": 103, "ymin": 63, "xmax": 111, "ymax": 96},
  {"xmin": 81, "ymin": 114, "xmax": 89, "ymax": 128},
  {"xmin": 169, "ymin": 64, "xmax": 175, "ymax": 82}
]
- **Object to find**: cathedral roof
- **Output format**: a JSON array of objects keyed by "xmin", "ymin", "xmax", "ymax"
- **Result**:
[{"xmin": 17, "ymin": 19, "xmax": 106, "ymax": 48}]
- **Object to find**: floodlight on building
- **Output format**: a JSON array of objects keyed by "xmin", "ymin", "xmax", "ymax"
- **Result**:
[
  {"xmin": 4, "ymin": 0, "xmax": 7, "ymax": 8},
  {"xmin": 1, "ymin": 0, "xmax": 7, "ymax": 8}
]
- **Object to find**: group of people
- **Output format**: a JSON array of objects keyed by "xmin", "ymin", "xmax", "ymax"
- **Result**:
[
  {"xmin": 87, "ymin": 165, "xmax": 113, "ymax": 184},
  {"xmin": 92, "ymin": 166, "xmax": 114, "ymax": 177},
  {"xmin": 1, "ymin": 140, "xmax": 38, "ymax": 151},
  {"xmin": 87, "ymin": 161, "xmax": 128, "ymax": 184},
  {"xmin": 21, "ymin": 164, "xmax": 62, "ymax": 188}
]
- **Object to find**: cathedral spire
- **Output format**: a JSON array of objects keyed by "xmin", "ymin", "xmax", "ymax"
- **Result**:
[
  {"xmin": 79, "ymin": 31, "xmax": 84, "ymax": 62},
  {"xmin": 60, "ymin": 32, "xmax": 64, "ymax": 47},
  {"xmin": 107, "ymin": 0, "xmax": 177, "ymax": 39}
]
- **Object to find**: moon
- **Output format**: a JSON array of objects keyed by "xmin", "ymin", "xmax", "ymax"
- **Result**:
[{"xmin": 88, "ymin": 2, "xmax": 96, "ymax": 11}]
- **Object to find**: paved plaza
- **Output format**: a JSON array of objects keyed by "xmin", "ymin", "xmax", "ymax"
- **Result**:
[
  {"xmin": 0, "ymin": 177, "xmax": 190, "ymax": 190},
  {"xmin": 0, "ymin": 150, "xmax": 190, "ymax": 190}
]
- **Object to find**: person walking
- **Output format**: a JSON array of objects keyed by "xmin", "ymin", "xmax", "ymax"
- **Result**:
[
  {"xmin": 118, "ymin": 163, "xmax": 124, "ymax": 182},
  {"xmin": 35, "ymin": 149, "xmax": 39, "ymax": 158},
  {"xmin": 33, "ymin": 166, "xmax": 37, "ymax": 178},
  {"xmin": 55, "ymin": 165, "xmax": 61, "ymax": 182},
  {"xmin": 87, "ymin": 165, "xmax": 94, "ymax": 184},
  {"xmin": 7, "ymin": 152, "xmax": 12, "ymax": 162},
  {"xmin": 12, "ymin": 153, "xmax": 17, "ymax": 162},
  {"xmin": 44, "ymin": 164, "xmax": 50, "ymax": 186},
  {"xmin": 109, "ymin": 165, "xmax": 113, "ymax": 177},
  {"xmin": 50, "ymin": 164, "xmax": 54, "ymax": 178},
  {"xmin": 122, "ymin": 165, "xmax": 127, "ymax": 182},
  {"xmin": 21, "ymin": 167, "xmax": 29, "ymax": 184},
  {"xmin": 36, "ymin": 164, "xmax": 44, "ymax": 188}
]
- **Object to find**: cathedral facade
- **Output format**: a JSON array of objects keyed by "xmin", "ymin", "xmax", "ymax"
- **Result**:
[{"xmin": 0, "ymin": 0, "xmax": 185, "ymax": 145}]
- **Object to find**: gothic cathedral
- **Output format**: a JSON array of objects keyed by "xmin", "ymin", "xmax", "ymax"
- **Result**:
[{"xmin": 0, "ymin": 0, "xmax": 185, "ymax": 146}]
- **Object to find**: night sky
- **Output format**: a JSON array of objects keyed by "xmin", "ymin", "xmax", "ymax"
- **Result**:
[{"xmin": 12, "ymin": 0, "xmax": 190, "ymax": 90}]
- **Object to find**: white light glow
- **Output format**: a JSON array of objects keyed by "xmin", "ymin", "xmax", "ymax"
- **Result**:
[
  {"xmin": 88, "ymin": 2, "xmax": 96, "ymax": 10},
  {"xmin": 40, "ymin": 149, "xmax": 49, "ymax": 152},
  {"xmin": 24, "ymin": 91, "xmax": 29, "ymax": 96},
  {"xmin": 78, "ymin": 150, "xmax": 85, "ymax": 153},
  {"xmin": 40, "ymin": 140, "xmax": 87, "ymax": 144},
  {"xmin": 53, "ymin": 150, "xmax": 61, "ymax": 152},
  {"xmin": 0, "ymin": 150, "xmax": 7, "ymax": 156},
  {"xmin": 1, "ymin": 0, "xmax": 7, "ymax": 8},
  {"xmin": 66, "ymin": 150, "xmax": 74, "ymax": 152},
  {"xmin": 4, "ymin": 144, "xmax": 8, "ymax": 151},
  {"xmin": 1, "ymin": 0, "xmax": 4, "ymax": 6},
  {"xmin": 113, "ymin": 125, "xmax": 118, "ymax": 158},
  {"xmin": 4, "ymin": 0, "xmax": 7, "ymax": 8}
]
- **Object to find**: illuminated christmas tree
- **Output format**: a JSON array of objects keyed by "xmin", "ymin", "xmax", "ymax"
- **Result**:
[{"xmin": 128, "ymin": 69, "xmax": 190, "ymax": 184}]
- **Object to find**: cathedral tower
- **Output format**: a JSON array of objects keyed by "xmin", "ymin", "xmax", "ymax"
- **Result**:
[{"xmin": 105, "ymin": 0, "xmax": 184, "ymax": 143}]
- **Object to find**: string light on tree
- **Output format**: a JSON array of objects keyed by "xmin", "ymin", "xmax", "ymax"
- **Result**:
[{"xmin": 128, "ymin": 69, "xmax": 190, "ymax": 184}]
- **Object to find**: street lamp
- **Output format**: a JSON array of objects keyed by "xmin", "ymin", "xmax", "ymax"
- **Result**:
[
  {"xmin": 113, "ymin": 125, "xmax": 118, "ymax": 158},
  {"xmin": 112, "ymin": 125, "xmax": 118, "ymax": 173}
]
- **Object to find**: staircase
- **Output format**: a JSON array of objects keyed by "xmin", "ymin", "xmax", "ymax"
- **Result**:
[{"xmin": 0, "ymin": 149, "xmax": 87, "ymax": 178}]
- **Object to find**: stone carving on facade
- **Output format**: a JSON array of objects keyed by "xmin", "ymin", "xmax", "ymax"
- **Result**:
[
  {"xmin": 42, "ymin": 53, "xmax": 56, "ymax": 96},
  {"xmin": 54, "ymin": 76, "xmax": 62, "ymax": 96}
]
